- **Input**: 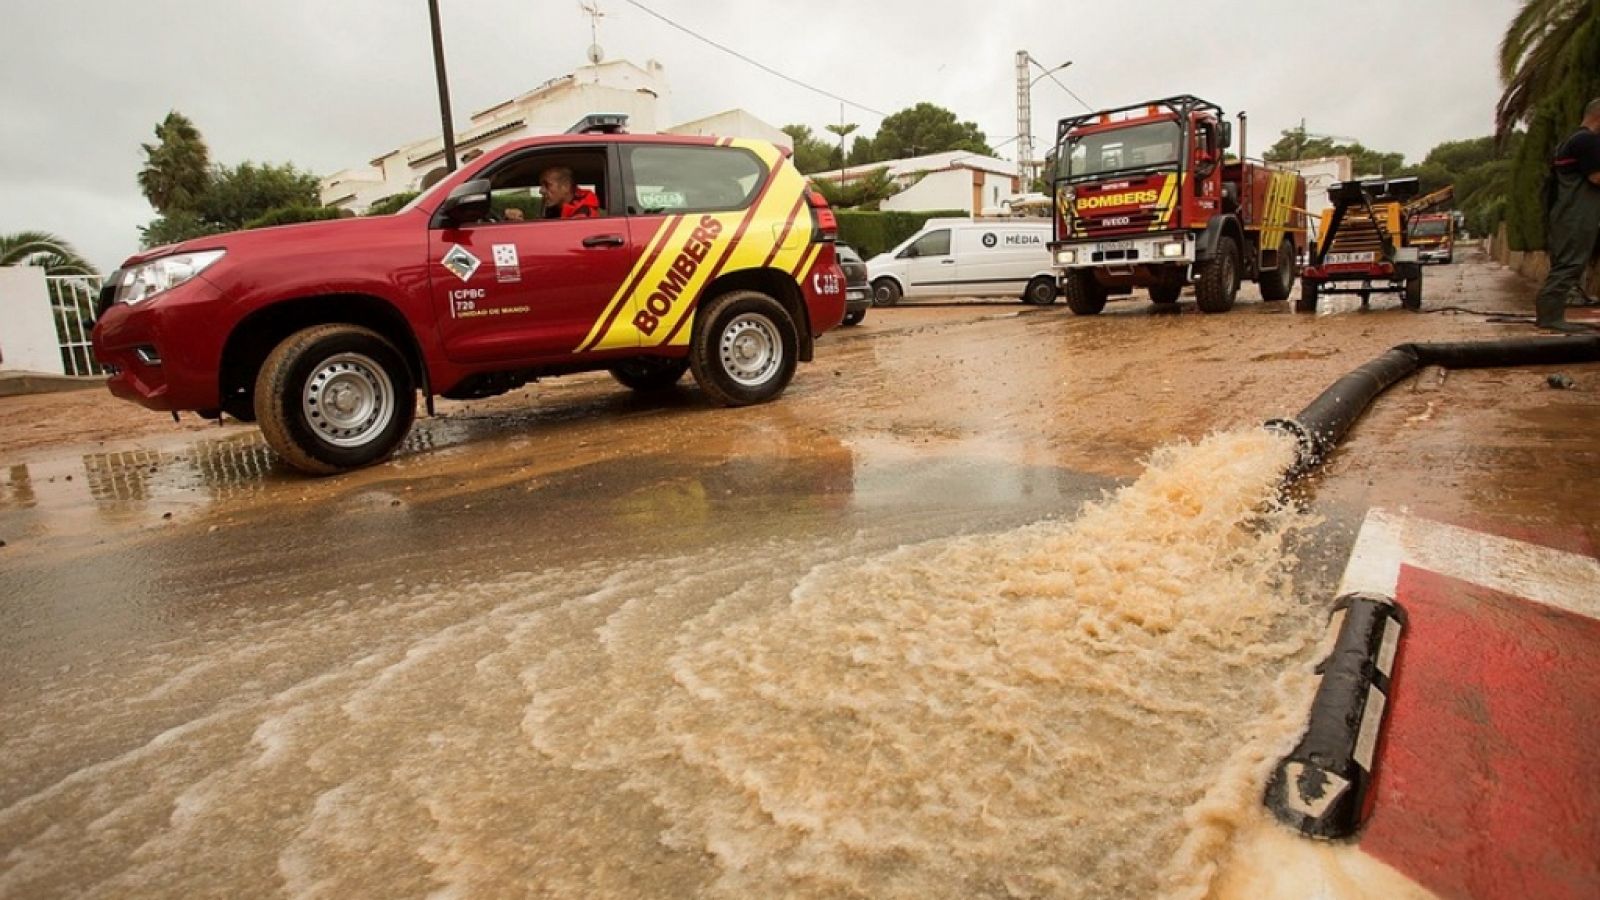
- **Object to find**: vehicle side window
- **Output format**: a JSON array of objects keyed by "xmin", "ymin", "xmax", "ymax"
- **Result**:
[
  {"xmin": 901, "ymin": 229, "xmax": 950, "ymax": 258},
  {"xmin": 480, "ymin": 148, "xmax": 609, "ymax": 224},
  {"xmin": 623, "ymin": 145, "xmax": 766, "ymax": 214}
]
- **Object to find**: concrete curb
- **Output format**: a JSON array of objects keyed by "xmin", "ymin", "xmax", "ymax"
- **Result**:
[{"xmin": 0, "ymin": 371, "xmax": 104, "ymax": 397}]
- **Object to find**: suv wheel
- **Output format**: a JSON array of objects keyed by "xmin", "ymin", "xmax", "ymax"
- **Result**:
[
  {"xmin": 609, "ymin": 357, "xmax": 689, "ymax": 392},
  {"xmin": 690, "ymin": 290, "xmax": 798, "ymax": 406},
  {"xmin": 255, "ymin": 324, "xmax": 416, "ymax": 475}
]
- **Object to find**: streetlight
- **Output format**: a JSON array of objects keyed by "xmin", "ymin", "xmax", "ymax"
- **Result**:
[
  {"xmin": 1015, "ymin": 52, "xmax": 1073, "ymax": 186},
  {"xmin": 428, "ymin": 0, "xmax": 458, "ymax": 172}
]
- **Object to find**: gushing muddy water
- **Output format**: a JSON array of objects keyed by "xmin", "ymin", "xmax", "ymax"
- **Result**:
[{"xmin": 1, "ymin": 429, "xmax": 1321, "ymax": 898}]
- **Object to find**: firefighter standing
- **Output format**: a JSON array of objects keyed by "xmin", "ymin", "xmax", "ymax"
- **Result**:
[{"xmin": 1534, "ymin": 98, "xmax": 1600, "ymax": 333}]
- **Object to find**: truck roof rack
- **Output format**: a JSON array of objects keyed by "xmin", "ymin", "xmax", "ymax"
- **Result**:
[
  {"xmin": 566, "ymin": 113, "xmax": 630, "ymax": 135},
  {"xmin": 1055, "ymin": 95, "xmax": 1224, "ymax": 141}
]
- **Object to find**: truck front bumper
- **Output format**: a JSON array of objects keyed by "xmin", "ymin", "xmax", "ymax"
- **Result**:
[{"xmin": 1051, "ymin": 233, "xmax": 1195, "ymax": 269}]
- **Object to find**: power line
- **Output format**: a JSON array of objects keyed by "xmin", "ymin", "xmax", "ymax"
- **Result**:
[
  {"xmin": 620, "ymin": 0, "xmax": 889, "ymax": 118},
  {"xmin": 1038, "ymin": 68, "xmax": 1093, "ymax": 113}
]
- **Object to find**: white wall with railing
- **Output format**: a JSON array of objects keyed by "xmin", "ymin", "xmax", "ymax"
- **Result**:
[{"xmin": 0, "ymin": 267, "xmax": 105, "ymax": 376}]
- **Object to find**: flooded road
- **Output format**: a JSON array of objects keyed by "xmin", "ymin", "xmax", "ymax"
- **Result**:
[{"xmin": 2, "ymin": 253, "xmax": 1596, "ymax": 897}]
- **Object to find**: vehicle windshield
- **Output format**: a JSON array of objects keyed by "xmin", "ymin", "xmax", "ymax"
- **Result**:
[
  {"xmin": 1060, "ymin": 120, "xmax": 1183, "ymax": 180},
  {"xmin": 1411, "ymin": 219, "xmax": 1449, "ymax": 236}
]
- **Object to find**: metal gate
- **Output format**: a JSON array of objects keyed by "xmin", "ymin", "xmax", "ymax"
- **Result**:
[{"xmin": 47, "ymin": 275, "xmax": 104, "ymax": 376}]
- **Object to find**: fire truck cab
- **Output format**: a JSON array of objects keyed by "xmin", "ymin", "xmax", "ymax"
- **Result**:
[{"xmin": 1050, "ymin": 95, "xmax": 1307, "ymax": 315}]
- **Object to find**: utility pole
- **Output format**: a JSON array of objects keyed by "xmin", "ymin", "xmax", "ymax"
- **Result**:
[
  {"xmin": 1015, "ymin": 51, "xmax": 1031, "ymax": 185},
  {"xmin": 428, "ymin": 0, "xmax": 458, "ymax": 172}
]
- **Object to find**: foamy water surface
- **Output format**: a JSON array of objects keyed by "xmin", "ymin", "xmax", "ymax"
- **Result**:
[{"xmin": 1, "ymin": 429, "xmax": 1322, "ymax": 898}]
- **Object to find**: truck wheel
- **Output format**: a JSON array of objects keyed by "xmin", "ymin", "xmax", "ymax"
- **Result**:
[
  {"xmin": 1296, "ymin": 280, "xmax": 1319, "ymax": 314},
  {"xmin": 1063, "ymin": 270, "xmax": 1107, "ymax": 315},
  {"xmin": 1148, "ymin": 283, "xmax": 1182, "ymax": 304},
  {"xmin": 1195, "ymin": 235, "xmax": 1239, "ymax": 313},
  {"xmin": 1023, "ymin": 276, "xmax": 1058, "ymax": 306},
  {"xmin": 842, "ymin": 308, "xmax": 866, "ymax": 326},
  {"xmin": 872, "ymin": 278, "xmax": 902, "ymax": 307},
  {"xmin": 254, "ymin": 324, "xmax": 416, "ymax": 475},
  {"xmin": 1402, "ymin": 274, "xmax": 1423, "ymax": 310},
  {"xmin": 1258, "ymin": 239, "xmax": 1296, "ymax": 302},
  {"xmin": 689, "ymin": 290, "xmax": 798, "ymax": 407},
  {"xmin": 609, "ymin": 357, "xmax": 689, "ymax": 392}
]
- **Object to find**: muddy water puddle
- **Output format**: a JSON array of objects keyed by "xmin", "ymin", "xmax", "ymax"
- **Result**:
[{"xmin": 0, "ymin": 428, "xmax": 1340, "ymax": 899}]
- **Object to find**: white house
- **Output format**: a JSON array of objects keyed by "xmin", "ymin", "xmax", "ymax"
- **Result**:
[
  {"xmin": 321, "ymin": 59, "xmax": 789, "ymax": 213},
  {"xmin": 809, "ymin": 151, "xmax": 1021, "ymax": 216},
  {"xmin": 1282, "ymin": 155, "xmax": 1353, "ymax": 223}
]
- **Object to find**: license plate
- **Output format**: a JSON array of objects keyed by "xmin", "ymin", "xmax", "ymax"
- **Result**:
[
  {"xmin": 1098, "ymin": 241, "xmax": 1134, "ymax": 253},
  {"xmin": 1325, "ymin": 251, "xmax": 1375, "ymax": 265},
  {"xmin": 846, "ymin": 289, "xmax": 867, "ymax": 301}
]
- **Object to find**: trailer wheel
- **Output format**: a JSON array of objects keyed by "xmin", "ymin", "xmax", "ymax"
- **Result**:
[
  {"xmin": 254, "ymin": 324, "xmax": 416, "ymax": 475},
  {"xmin": 1402, "ymin": 273, "xmax": 1423, "ymax": 311},
  {"xmin": 872, "ymin": 278, "xmax": 902, "ymax": 307},
  {"xmin": 1063, "ymin": 270, "xmax": 1107, "ymax": 315},
  {"xmin": 1148, "ymin": 284, "xmax": 1182, "ymax": 304},
  {"xmin": 1296, "ymin": 280, "xmax": 1319, "ymax": 314},
  {"xmin": 1195, "ymin": 235, "xmax": 1239, "ymax": 313},
  {"xmin": 1258, "ymin": 239, "xmax": 1297, "ymax": 302}
]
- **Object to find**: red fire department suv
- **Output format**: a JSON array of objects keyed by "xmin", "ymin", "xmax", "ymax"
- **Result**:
[{"xmin": 93, "ymin": 129, "xmax": 847, "ymax": 474}]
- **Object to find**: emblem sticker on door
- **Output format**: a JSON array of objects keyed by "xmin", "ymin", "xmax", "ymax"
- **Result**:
[
  {"xmin": 492, "ymin": 244, "xmax": 521, "ymax": 283},
  {"xmin": 441, "ymin": 244, "xmax": 482, "ymax": 282}
]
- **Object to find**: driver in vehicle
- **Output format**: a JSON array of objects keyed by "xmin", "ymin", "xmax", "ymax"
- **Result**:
[{"xmin": 538, "ymin": 166, "xmax": 601, "ymax": 219}]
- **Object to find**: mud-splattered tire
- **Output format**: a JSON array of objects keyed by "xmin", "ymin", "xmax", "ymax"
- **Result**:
[
  {"xmin": 1023, "ymin": 276, "xmax": 1058, "ymax": 306},
  {"xmin": 1195, "ymin": 235, "xmax": 1239, "ymax": 313},
  {"xmin": 842, "ymin": 308, "xmax": 866, "ymax": 326},
  {"xmin": 1402, "ymin": 274, "xmax": 1423, "ymax": 311},
  {"xmin": 1148, "ymin": 283, "xmax": 1182, "ymax": 304},
  {"xmin": 872, "ymin": 278, "xmax": 902, "ymax": 307},
  {"xmin": 1063, "ymin": 270, "xmax": 1107, "ymax": 315},
  {"xmin": 1296, "ymin": 279, "xmax": 1319, "ymax": 314},
  {"xmin": 1258, "ymin": 238, "xmax": 1296, "ymax": 302},
  {"xmin": 609, "ymin": 357, "xmax": 689, "ymax": 392},
  {"xmin": 689, "ymin": 290, "xmax": 798, "ymax": 407},
  {"xmin": 254, "ymin": 324, "xmax": 416, "ymax": 476}
]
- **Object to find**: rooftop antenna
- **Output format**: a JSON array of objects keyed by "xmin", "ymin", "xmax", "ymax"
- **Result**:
[{"xmin": 580, "ymin": 1, "xmax": 605, "ymax": 64}]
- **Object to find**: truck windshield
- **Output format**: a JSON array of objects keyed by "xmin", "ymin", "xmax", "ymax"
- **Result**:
[
  {"xmin": 1411, "ymin": 219, "xmax": 1449, "ymax": 236},
  {"xmin": 1061, "ymin": 121, "xmax": 1183, "ymax": 180}
]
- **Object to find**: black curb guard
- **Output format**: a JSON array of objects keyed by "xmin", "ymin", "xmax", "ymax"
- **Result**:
[
  {"xmin": 1266, "ymin": 336, "xmax": 1600, "ymax": 476},
  {"xmin": 1265, "ymin": 594, "xmax": 1406, "ymax": 839}
]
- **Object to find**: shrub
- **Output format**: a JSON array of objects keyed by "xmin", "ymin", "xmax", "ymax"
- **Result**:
[
  {"xmin": 834, "ymin": 209, "xmax": 969, "ymax": 257},
  {"xmin": 365, "ymin": 192, "xmax": 420, "ymax": 216},
  {"xmin": 244, "ymin": 205, "xmax": 345, "ymax": 230}
]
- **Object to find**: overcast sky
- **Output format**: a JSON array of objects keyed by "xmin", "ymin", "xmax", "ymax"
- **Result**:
[{"xmin": 1, "ymin": 0, "xmax": 1518, "ymax": 273}]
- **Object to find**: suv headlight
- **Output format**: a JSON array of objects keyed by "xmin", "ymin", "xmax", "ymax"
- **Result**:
[{"xmin": 114, "ymin": 250, "xmax": 226, "ymax": 306}]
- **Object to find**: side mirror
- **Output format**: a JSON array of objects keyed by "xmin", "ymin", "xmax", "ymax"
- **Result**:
[
  {"xmin": 1220, "ymin": 121, "xmax": 1234, "ymax": 150},
  {"xmin": 437, "ymin": 178, "xmax": 491, "ymax": 226}
]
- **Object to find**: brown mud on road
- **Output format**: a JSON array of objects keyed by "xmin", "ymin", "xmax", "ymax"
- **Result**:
[{"xmin": 1, "ymin": 251, "xmax": 1595, "ymax": 898}]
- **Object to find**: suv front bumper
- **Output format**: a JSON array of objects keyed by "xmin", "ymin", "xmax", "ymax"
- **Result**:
[{"xmin": 92, "ymin": 278, "xmax": 226, "ymax": 412}]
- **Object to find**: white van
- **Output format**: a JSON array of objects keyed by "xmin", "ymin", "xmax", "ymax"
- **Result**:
[{"xmin": 866, "ymin": 219, "xmax": 1058, "ymax": 306}]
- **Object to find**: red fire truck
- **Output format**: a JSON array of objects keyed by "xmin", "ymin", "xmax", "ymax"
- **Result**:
[{"xmin": 1049, "ymin": 95, "xmax": 1308, "ymax": 314}]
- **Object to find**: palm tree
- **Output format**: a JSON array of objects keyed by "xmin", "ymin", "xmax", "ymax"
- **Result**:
[
  {"xmin": 1496, "ymin": 0, "xmax": 1597, "ymax": 140},
  {"xmin": 138, "ymin": 111, "xmax": 211, "ymax": 214},
  {"xmin": 825, "ymin": 122, "xmax": 858, "ymax": 171},
  {"xmin": 0, "ymin": 231, "xmax": 98, "ymax": 278}
]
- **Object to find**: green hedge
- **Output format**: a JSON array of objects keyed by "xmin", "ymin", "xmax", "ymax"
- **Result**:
[
  {"xmin": 1505, "ymin": 13, "xmax": 1600, "ymax": 251},
  {"xmin": 834, "ymin": 209, "xmax": 969, "ymax": 258},
  {"xmin": 244, "ymin": 205, "xmax": 346, "ymax": 230}
]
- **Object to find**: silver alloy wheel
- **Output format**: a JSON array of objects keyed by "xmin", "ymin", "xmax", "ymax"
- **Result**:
[
  {"xmin": 718, "ymin": 312, "xmax": 782, "ymax": 387},
  {"xmin": 302, "ymin": 352, "xmax": 394, "ymax": 448}
]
